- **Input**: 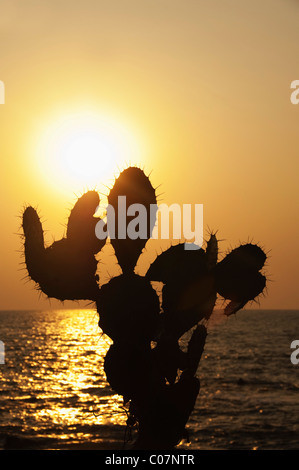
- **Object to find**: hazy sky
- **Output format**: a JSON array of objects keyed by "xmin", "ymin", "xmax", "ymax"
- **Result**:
[{"xmin": 1, "ymin": 0, "xmax": 299, "ymax": 310}]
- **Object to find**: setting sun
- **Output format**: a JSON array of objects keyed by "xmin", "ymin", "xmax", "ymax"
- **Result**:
[{"xmin": 34, "ymin": 111, "xmax": 143, "ymax": 194}]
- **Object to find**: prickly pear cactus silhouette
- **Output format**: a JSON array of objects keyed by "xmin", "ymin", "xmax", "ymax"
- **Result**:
[{"xmin": 21, "ymin": 167, "xmax": 267, "ymax": 449}]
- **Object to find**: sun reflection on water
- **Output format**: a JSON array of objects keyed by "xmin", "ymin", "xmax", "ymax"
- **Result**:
[{"xmin": 0, "ymin": 309, "xmax": 127, "ymax": 447}]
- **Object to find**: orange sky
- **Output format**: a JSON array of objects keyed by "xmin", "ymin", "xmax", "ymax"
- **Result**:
[{"xmin": 1, "ymin": 0, "xmax": 299, "ymax": 310}]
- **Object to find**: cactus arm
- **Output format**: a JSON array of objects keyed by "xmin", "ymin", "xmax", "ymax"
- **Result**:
[
  {"xmin": 214, "ymin": 243, "xmax": 267, "ymax": 312},
  {"xmin": 108, "ymin": 167, "xmax": 157, "ymax": 273},
  {"xmin": 22, "ymin": 191, "xmax": 105, "ymax": 301},
  {"xmin": 145, "ymin": 243, "xmax": 208, "ymax": 283}
]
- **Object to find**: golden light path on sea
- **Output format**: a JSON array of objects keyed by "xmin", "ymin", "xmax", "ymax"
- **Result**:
[{"xmin": 6, "ymin": 310, "xmax": 128, "ymax": 442}]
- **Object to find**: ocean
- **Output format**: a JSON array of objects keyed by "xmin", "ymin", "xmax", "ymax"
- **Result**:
[{"xmin": 0, "ymin": 309, "xmax": 298, "ymax": 450}]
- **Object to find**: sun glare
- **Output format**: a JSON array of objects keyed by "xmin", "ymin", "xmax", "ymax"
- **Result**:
[{"xmin": 34, "ymin": 111, "xmax": 143, "ymax": 194}]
